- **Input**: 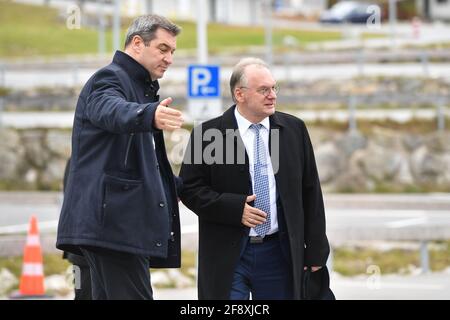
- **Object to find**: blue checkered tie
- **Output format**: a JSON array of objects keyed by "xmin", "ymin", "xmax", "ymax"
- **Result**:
[{"xmin": 250, "ymin": 124, "xmax": 271, "ymax": 237}]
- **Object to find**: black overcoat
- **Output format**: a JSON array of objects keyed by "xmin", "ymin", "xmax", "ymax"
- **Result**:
[{"xmin": 180, "ymin": 105, "xmax": 329, "ymax": 299}]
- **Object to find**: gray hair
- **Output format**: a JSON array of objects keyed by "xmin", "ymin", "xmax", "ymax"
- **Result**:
[
  {"xmin": 124, "ymin": 14, "xmax": 181, "ymax": 48},
  {"xmin": 229, "ymin": 57, "xmax": 269, "ymax": 103}
]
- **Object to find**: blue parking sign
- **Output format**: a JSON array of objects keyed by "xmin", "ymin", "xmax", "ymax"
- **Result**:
[{"xmin": 188, "ymin": 65, "xmax": 220, "ymax": 98}]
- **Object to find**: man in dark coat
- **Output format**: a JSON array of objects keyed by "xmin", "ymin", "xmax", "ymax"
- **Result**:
[
  {"xmin": 180, "ymin": 58, "xmax": 330, "ymax": 300},
  {"xmin": 56, "ymin": 14, "xmax": 184, "ymax": 300},
  {"xmin": 61, "ymin": 157, "xmax": 92, "ymax": 300}
]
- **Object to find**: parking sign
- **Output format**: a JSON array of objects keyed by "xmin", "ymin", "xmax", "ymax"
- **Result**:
[
  {"xmin": 187, "ymin": 65, "xmax": 222, "ymax": 121},
  {"xmin": 188, "ymin": 65, "xmax": 220, "ymax": 98}
]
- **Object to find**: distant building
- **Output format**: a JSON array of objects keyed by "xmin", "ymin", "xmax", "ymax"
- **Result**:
[
  {"xmin": 277, "ymin": 0, "xmax": 327, "ymax": 18},
  {"xmin": 126, "ymin": 0, "xmax": 327, "ymax": 25},
  {"xmin": 416, "ymin": 0, "xmax": 450, "ymax": 21},
  {"xmin": 129, "ymin": 0, "xmax": 265, "ymax": 25}
]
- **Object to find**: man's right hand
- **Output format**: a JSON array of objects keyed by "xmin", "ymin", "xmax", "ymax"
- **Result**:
[
  {"xmin": 241, "ymin": 195, "xmax": 267, "ymax": 228},
  {"xmin": 154, "ymin": 97, "xmax": 184, "ymax": 131}
]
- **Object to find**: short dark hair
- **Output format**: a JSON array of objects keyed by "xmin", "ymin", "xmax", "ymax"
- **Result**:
[
  {"xmin": 229, "ymin": 57, "xmax": 269, "ymax": 103},
  {"xmin": 124, "ymin": 14, "xmax": 181, "ymax": 48}
]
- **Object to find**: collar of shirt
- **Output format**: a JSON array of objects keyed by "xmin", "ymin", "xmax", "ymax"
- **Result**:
[
  {"xmin": 112, "ymin": 50, "xmax": 160, "ymax": 92},
  {"xmin": 234, "ymin": 106, "xmax": 270, "ymax": 135}
]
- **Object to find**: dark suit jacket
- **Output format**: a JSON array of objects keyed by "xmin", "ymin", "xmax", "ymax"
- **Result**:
[
  {"xmin": 180, "ymin": 105, "xmax": 329, "ymax": 299},
  {"xmin": 56, "ymin": 51, "xmax": 181, "ymax": 268}
]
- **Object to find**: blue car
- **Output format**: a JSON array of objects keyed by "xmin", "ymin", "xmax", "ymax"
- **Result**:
[{"xmin": 320, "ymin": 1, "xmax": 380, "ymax": 24}]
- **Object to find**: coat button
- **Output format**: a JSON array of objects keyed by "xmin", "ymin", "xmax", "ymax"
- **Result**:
[
  {"xmin": 145, "ymin": 93, "xmax": 149, "ymax": 97},
  {"xmin": 159, "ymin": 202, "xmax": 165, "ymax": 208},
  {"xmin": 102, "ymin": 203, "xmax": 107, "ymax": 209},
  {"xmin": 137, "ymin": 108, "xmax": 143, "ymax": 115},
  {"xmin": 123, "ymin": 184, "xmax": 130, "ymax": 191},
  {"xmin": 156, "ymin": 164, "xmax": 160, "ymax": 170},
  {"xmin": 156, "ymin": 242, "xmax": 162, "ymax": 247}
]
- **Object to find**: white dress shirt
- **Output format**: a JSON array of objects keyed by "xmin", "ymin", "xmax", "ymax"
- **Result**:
[{"xmin": 234, "ymin": 107, "xmax": 278, "ymax": 236}]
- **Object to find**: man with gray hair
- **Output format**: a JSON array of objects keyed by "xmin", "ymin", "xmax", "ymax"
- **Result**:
[
  {"xmin": 57, "ymin": 14, "xmax": 184, "ymax": 299},
  {"xmin": 180, "ymin": 57, "xmax": 330, "ymax": 299}
]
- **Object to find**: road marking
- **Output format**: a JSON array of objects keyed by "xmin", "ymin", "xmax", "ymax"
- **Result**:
[
  {"xmin": 333, "ymin": 280, "xmax": 444, "ymax": 290},
  {"xmin": 386, "ymin": 217, "xmax": 428, "ymax": 228},
  {"xmin": 328, "ymin": 209, "xmax": 430, "ymax": 217},
  {"xmin": 0, "ymin": 220, "xmax": 58, "ymax": 234}
]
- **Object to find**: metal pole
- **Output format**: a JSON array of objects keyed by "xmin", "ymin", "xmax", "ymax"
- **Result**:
[
  {"xmin": 0, "ymin": 63, "xmax": 5, "ymax": 88},
  {"xmin": 420, "ymin": 240, "xmax": 430, "ymax": 274},
  {"xmin": 113, "ymin": 0, "xmax": 121, "ymax": 52},
  {"xmin": 72, "ymin": 65, "xmax": 79, "ymax": 87},
  {"xmin": 197, "ymin": 0, "xmax": 208, "ymax": 64},
  {"xmin": 389, "ymin": 0, "xmax": 397, "ymax": 48},
  {"xmin": 421, "ymin": 51, "xmax": 429, "ymax": 76},
  {"xmin": 349, "ymin": 96, "xmax": 357, "ymax": 132},
  {"xmin": 357, "ymin": 49, "xmax": 365, "ymax": 77},
  {"xmin": 98, "ymin": 0, "xmax": 106, "ymax": 55},
  {"xmin": 145, "ymin": 0, "xmax": 153, "ymax": 13},
  {"xmin": 0, "ymin": 63, "xmax": 4, "ymax": 128},
  {"xmin": 264, "ymin": 0, "xmax": 273, "ymax": 67},
  {"xmin": 0, "ymin": 96, "xmax": 4, "ymax": 129},
  {"xmin": 283, "ymin": 52, "xmax": 290, "ymax": 84},
  {"xmin": 437, "ymin": 98, "xmax": 445, "ymax": 132}
]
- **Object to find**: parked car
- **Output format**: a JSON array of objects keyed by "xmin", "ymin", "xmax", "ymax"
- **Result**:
[{"xmin": 320, "ymin": 1, "xmax": 380, "ymax": 24}]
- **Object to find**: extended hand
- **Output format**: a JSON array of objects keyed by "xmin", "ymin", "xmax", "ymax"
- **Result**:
[
  {"xmin": 154, "ymin": 97, "xmax": 184, "ymax": 131},
  {"xmin": 241, "ymin": 195, "xmax": 267, "ymax": 228},
  {"xmin": 304, "ymin": 266, "xmax": 322, "ymax": 272}
]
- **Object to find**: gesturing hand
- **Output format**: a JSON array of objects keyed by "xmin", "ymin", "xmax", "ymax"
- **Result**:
[
  {"xmin": 154, "ymin": 97, "xmax": 184, "ymax": 131},
  {"xmin": 241, "ymin": 195, "xmax": 267, "ymax": 228},
  {"xmin": 304, "ymin": 266, "xmax": 322, "ymax": 272}
]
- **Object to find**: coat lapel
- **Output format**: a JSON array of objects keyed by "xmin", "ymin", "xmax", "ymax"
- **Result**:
[
  {"xmin": 269, "ymin": 112, "xmax": 286, "ymax": 192},
  {"xmin": 219, "ymin": 106, "xmax": 251, "ymax": 193}
]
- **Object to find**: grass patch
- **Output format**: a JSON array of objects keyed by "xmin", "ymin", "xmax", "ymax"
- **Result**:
[
  {"xmin": 178, "ymin": 21, "xmax": 343, "ymax": 53},
  {"xmin": 0, "ymin": 253, "xmax": 71, "ymax": 294},
  {"xmin": 150, "ymin": 250, "xmax": 197, "ymax": 288},
  {"xmin": 0, "ymin": 244, "xmax": 449, "ymax": 292},
  {"xmin": 334, "ymin": 241, "xmax": 450, "ymax": 276},
  {"xmin": 0, "ymin": 1, "xmax": 357, "ymax": 58},
  {"xmin": 0, "ymin": 253, "xmax": 71, "ymax": 280},
  {"xmin": 0, "ymin": 251, "xmax": 195, "ymax": 293},
  {"xmin": 371, "ymin": 182, "xmax": 450, "ymax": 194},
  {"xmin": 179, "ymin": 249, "xmax": 197, "ymax": 277},
  {"xmin": 0, "ymin": 1, "xmax": 113, "ymax": 57}
]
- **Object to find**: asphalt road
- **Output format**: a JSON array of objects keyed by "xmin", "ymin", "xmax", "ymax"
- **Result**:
[{"xmin": 2, "ymin": 192, "xmax": 450, "ymax": 235}]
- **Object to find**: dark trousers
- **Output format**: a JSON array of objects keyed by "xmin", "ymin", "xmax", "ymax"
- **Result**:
[
  {"xmin": 73, "ymin": 264, "xmax": 92, "ymax": 300},
  {"xmin": 64, "ymin": 252, "xmax": 92, "ymax": 300},
  {"xmin": 79, "ymin": 246, "xmax": 153, "ymax": 300},
  {"xmin": 229, "ymin": 234, "xmax": 293, "ymax": 300}
]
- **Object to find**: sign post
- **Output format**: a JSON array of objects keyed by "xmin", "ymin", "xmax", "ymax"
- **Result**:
[{"xmin": 187, "ymin": 65, "xmax": 222, "ymax": 122}]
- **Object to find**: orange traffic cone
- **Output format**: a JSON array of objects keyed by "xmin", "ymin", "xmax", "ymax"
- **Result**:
[{"xmin": 13, "ymin": 216, "xmax": 47, "ymax": 298}]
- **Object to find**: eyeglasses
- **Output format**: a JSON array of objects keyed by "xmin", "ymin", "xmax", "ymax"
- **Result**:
[{"xmin": 239, "ymin": 84, "xmax": 280, "ymax": 97}]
